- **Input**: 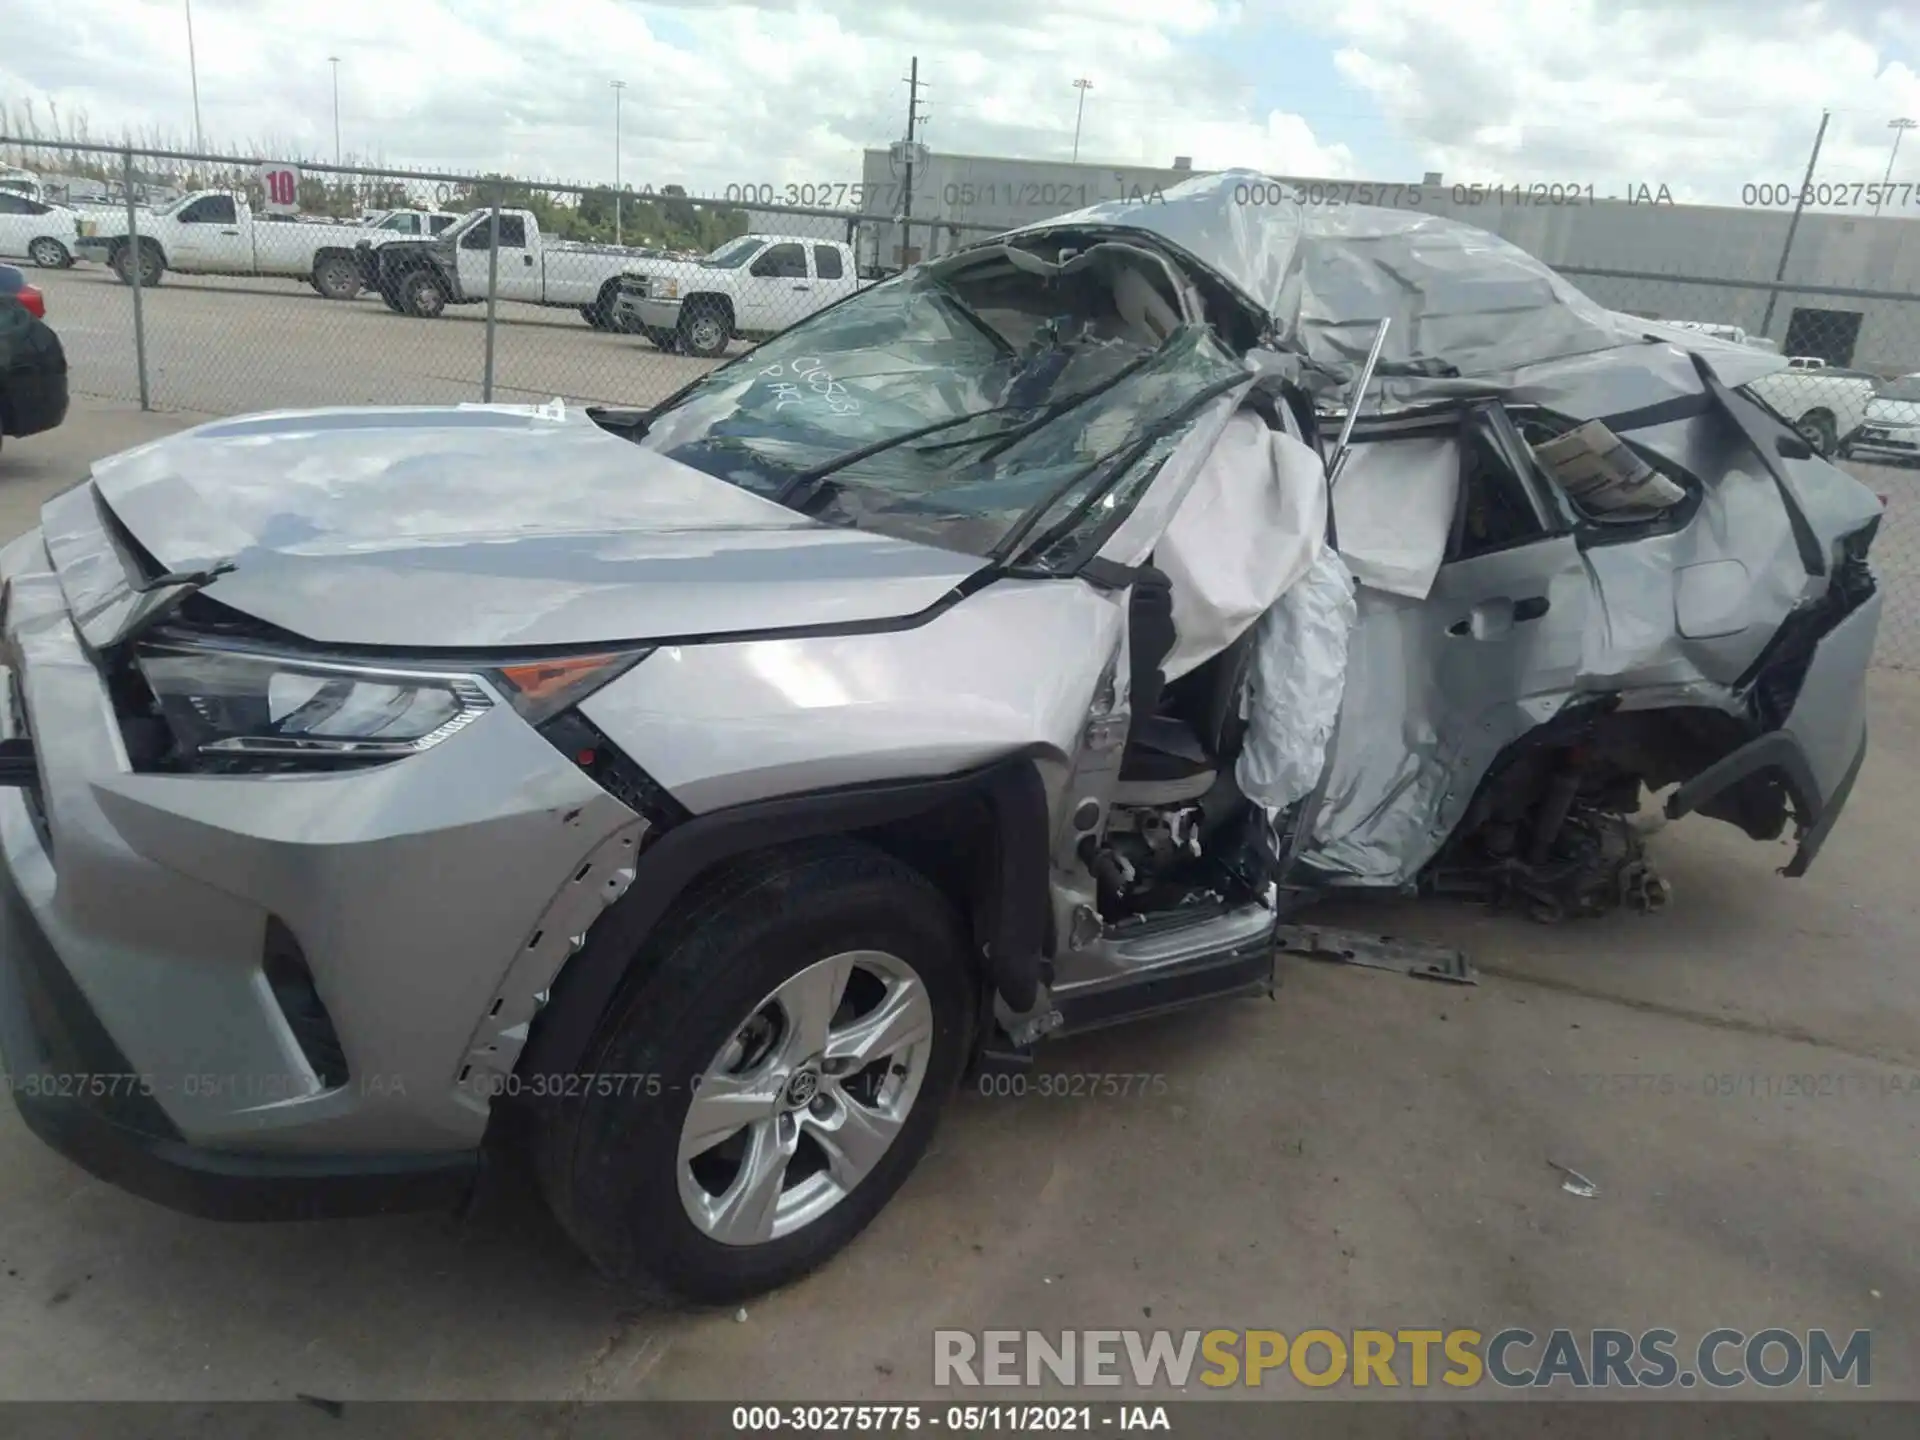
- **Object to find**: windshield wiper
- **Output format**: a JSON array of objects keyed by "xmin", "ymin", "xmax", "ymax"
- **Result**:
[
  {"xmin": 771, "ymin": 404, "xmax": 1036, "ymax": 511},
  {"xmin": 911, "ymin": 347, "xmax": 1162, "ymax": 462}
]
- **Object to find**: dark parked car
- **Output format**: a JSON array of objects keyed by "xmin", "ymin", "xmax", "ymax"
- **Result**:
[{"xmin": 0, "ymin": 264, "xmax": 68, "ymax": 453}]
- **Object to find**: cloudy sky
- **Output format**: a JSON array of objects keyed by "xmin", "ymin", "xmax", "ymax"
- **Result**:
[{"xmin": 3, "ymin": 0, "xmax": 1919, "ymax": 207}]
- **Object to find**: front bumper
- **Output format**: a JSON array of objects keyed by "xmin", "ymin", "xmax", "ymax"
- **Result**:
[
  {"xmin": 0, "ymin": 848, "xmax": 477, "ymax": 1219},
  {"xmin": 0, "ymin": 523, "xmax": 643, "ymax": 1213},
  {"xmin": 1843, "ymin": 430, "xmax": 1920, "ymax": 464},
  {"xmin": 613, "ymin": 292, "xmax": 682, "ymax": 331}
]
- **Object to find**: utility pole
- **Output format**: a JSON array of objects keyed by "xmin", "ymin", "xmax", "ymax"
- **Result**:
[
  {"xmin": 1759, "ymin": 108, "xmax": 1829, "ymax": 338},
  {"xmin": 1072, "ymin": 78, "xmax": 1093, "ymax": 162},
  {"xmin": 1879, "ymin": 117, "xmax": 1917, "ymax": 215},
  {"xmin": 183, "ymin": 0, "xmax": 204, "ymax": 151},
  {"xmin": 328, "ymin": 56, "xmax": 341, "ymax": 165},
  {"xmin": 611, "ymin": 79, "xmax": 626, "ymax": 246},
  {"xmin": 901, "ymin": 56, "xmax": 922, "ymax": 265}
]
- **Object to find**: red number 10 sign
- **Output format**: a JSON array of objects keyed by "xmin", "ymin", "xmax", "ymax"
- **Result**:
[{"xmin": 258, "ymin": 164, "xmax": 300, "ymax": 214}]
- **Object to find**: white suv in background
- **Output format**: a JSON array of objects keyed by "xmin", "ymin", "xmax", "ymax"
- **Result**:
[{"xmin": 0, "ymin": 193, "xmax": 80, "ymax": 269}]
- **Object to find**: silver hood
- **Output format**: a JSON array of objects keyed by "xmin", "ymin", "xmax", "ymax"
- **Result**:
[{"xmin": 51, "ymin": 403, "xmax": 984, "ymax": 650}]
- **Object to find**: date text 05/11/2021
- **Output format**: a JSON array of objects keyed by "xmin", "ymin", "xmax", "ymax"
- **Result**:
[
  {"xmin": 1227, "ymin": 181, "xmax": 1680, "ymax": 207},
  {"xmin": 732, "ymin": 1405, "xmax": 1171, "ymax": 1433}
]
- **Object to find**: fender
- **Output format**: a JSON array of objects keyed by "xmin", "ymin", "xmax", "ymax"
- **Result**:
[{"xmin": 516, "ymin": 749, "xmax": 1053, "ymax": 1088}]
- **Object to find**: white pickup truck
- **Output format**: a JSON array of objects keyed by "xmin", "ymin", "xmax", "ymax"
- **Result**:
[
  {"xmin": 74, "ymin": 189, "xmax": 399, "ymax": 299},
  {"xmin": 610, "ymin": 235, "xmax": 865, "ymax": 356},
  {"xmin": 354, "ymin": 207, "xmax": 665, "ymax": 325},
  {"xmin": 1746, "ymin": 365, "xmax": 1881, "ymax": 456},
  {"xmin": 1660, "ymin": 319, "xmax": 1879, "ymax": 455}
]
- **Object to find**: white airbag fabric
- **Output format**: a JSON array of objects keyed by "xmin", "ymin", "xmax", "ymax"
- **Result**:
[
  {"xmin": 1236, "ymin": 545, "xmax": 1357, "ymax": 814},
  {"xmin": 1155, "ymin": 412, "xmax": 1328, "ymax": 682},
  {"xmin": 1330, "ymin": 437, "xmax": 1458, "ymax": 600}
]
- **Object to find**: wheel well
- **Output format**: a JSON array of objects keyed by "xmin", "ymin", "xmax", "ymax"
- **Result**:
[
  {"xmin": 515, "ymin": 752, "xmax": 1052, "ymax": 1092},
  {"xmin": 681, "ymin": 293, "xmax": 734, "ymax": 329},
  {"xmin": 312, "ymin": 247, "xmax": 355, "ymax": 269},
  {"xmin": 110, "ymin": 236, "xmax": 166, "ymax": 267},
  {"xmin": 1799, "ymin": 406, "xmax": 1835, "ymax": 423},
  {"xmin": 1440, "ymin": 701, "xmax": 1786, "ymax": 860}
]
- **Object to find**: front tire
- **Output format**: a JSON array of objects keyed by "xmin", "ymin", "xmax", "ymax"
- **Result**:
[
  {"xmin": 678, "ymin": 299, "xmax": 732, "ymax": 358},
  {"xmin": 399, "ymin": 269, "xmax": 447, "ymax": 318},
  {"xmin": 28, "ymin": 237, "xmax": 70, "ymax": 269},
  {"xmin": 113, "ymin": 240, "xmax": 163, "ymax": 287},
  {"xmin": 533, "ymin": 841, "xmax": 974, "ymax": 1303}
]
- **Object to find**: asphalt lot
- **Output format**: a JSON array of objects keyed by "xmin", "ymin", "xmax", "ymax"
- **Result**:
[
  {"xmin": 28, "ymin": 261, "xmax": 1920, "ymax": 670},
  {"xmin": 0, "ymin": 401, "xmax": 1915, "ymax": 1413},
  {"xmin": 32, "ymin": 262, "xmax": 724, "ymax": 416}
]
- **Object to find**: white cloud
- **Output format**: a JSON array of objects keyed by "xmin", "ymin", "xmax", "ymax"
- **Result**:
[
  {"xmin": 0, "ymin": 0, "xmax": 1913, "ymax": 210},
  {"xmin": 1299, "ymin": 0, "xmax": 1920, "ymax": 204},
  {"xmin": 0, "ymin": 0, "xmax": 1350, "ymax": 192}
]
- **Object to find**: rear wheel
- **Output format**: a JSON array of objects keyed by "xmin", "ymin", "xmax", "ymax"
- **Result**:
[
  {"xmin": 399, "ymin": 269, "xmax": 447, "ymax": 318},
  {"xmin": 312, "ymin": 254, "xmax": 362, "ymax": 300},
  {"xmin": 582, "ymin": 281, "xmax": 622, "ymax": 330},
  {"xmin": 532, "ymin": 842, "xmax": 973, "ymax": 1303},
  {"xmin": 28, "ymin": 237, "xmax": 69, "ymax": 269}
]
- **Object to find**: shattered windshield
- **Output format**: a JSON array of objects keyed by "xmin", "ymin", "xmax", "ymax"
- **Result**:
[{"xmin": 640, "ymin": 266, "xmax": 1249, "ymax": 561}]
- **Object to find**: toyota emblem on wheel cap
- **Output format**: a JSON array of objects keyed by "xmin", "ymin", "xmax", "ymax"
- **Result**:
[{"xmin": 784, "ymin": 1069, "xmax": 821, "ymax": 1108}]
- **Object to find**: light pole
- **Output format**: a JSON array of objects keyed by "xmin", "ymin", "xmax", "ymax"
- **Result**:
[
  {"xmin": 1071, "ymin": 78, "xmax": 1092, "ymax": 163},
  {"xmin": 1880, "ymin": 118, "xmax": 1917, "ymax": 215},
  {"xmin": 328, "ymin": 56, "xmax": 342, "ymax": 165},
  {"xmin": 611, "ymin": 79, "xmax": 626, "ymax": 246},
  {"xmin": 183, "ymin": 0, "xmax": 204, "ymax": 152}
]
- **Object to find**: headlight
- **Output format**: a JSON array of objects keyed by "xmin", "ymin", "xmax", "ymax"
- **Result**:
[
  {"xmin": 131, "ymin": 641, "xmax": 647, "ymax": 773},
  {"xmin": 136, "ymin": 644, "xmax": 493, "ymax": 768},
  {"xmin": 657, "ymin": 277, "xmax": 680, "ymax": 299}
]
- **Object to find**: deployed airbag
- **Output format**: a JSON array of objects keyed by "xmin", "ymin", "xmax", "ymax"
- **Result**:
[
  {"xmin": 1154, "ymin": 410, "xmax": 1328, "ymax": 682},
  {"xmin": 1236, "ymin": 545, "xmax": 1357, "ymax": 815},
  {"xmin": 1330, "ymin": 437, "xmax": 1458, "ymax": 600}
]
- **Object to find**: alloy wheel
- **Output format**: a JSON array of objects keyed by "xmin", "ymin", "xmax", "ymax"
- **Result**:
[{"xmin": 677, "ymin": 950, "xmax": 934, "ymax": 1246}]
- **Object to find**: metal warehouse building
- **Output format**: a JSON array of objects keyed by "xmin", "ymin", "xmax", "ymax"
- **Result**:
[{"xmin": 859, "ymin": 148, "xmax": 1920, "ymax": 377}]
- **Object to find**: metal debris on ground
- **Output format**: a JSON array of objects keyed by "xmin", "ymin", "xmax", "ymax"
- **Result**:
[
  {"xmin": 1274, "ymin": 925, "xmax": 1476, "ymax": 985},
  {"xmin": 1549, "ymin": 1160, "xmax": 1600, "ymax": 1198}
]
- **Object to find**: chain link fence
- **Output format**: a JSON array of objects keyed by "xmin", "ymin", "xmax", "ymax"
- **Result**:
[
  {"xmin": 0, "ymin": 138, "xmax": 1003, "ymax": 418},
  {"xmin": 2, "ymin": 137, "xmax": 1915, "ymax": 668}
]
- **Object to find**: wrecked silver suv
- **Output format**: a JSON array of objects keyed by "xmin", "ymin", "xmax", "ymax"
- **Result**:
[{"xmin": 0, "ymin": 172, "xmax": 1883, "ymax": 1301}]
